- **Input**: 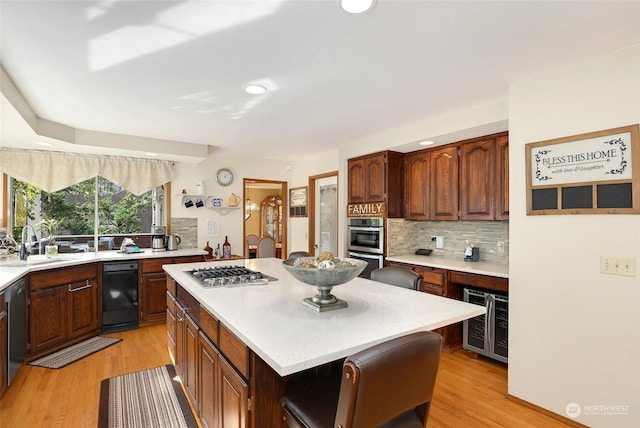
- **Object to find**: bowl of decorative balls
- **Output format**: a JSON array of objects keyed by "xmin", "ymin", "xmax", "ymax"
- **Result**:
[{"xmin": 282, "ymin": 252, "xmax": 367, "ymax": 311}]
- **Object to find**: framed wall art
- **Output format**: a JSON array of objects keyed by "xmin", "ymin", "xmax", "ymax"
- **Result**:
[
  {"xmin": 289, "ymin": 186, "xmax": 308, "ymax": 217},
  {"xmin": 526, "ymin": 124, "xmax": 640, "ymax": 215}
]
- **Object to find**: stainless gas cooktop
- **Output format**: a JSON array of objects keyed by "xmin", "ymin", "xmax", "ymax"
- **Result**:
[{"xmin": 187, "ymin": 265, "xmax": 277, "ymax": 288}]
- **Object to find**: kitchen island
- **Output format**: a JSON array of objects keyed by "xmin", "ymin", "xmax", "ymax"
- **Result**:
[{"xmin": 163, "ymin": 257, "xmax": 485, "ymax": 427}]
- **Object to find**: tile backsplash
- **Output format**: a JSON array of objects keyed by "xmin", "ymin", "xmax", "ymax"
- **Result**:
[
  {"xmin": 170, "ymin": 217, "xmax": 198, "ymax": 248},
  {"xmin": 387, "ymin": 219, "xmax": 509, "ymax": 264}
]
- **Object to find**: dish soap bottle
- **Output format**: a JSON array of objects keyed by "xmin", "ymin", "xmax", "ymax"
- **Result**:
[{"xmin": 223, "ymin": 236, "xmax": 231, "ymax": 259}]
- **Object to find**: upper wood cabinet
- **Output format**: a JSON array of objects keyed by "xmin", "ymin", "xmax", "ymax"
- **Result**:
[
  {"xmin": 459, "ymin": 133, "xmax": 509, "ymax": 220},
  {"xmin": 404, "ymin": 132, "xmax": 509, "ymax": 222},
  {"xmin": 404, "ymin": 151, "xmax": 430, "ymax": 220},
  {"xmin": 348, "ymin": 151, "xmax": 404, "ymax": 217},
  {"xmin": 495, "ymin": 135, "xmax": 509, "ymax": 220},
  {"xmin": 430, "ymin": 146, "xmax": 459, "ymax": 221},
  {"xmin": 460, "ymin": 138, "xmax": 495, "ymax": 220}
]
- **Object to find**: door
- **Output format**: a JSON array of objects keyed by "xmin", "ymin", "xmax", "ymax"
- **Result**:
[
  {"xmin": 311, "ymin": 174, "xmax": 337, "ymax": 256},
  {"xmin": 67, "ymin": 279, "xmax": 98, "ymax": 339}
]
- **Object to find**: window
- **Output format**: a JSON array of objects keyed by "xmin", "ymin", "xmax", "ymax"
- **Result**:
[{"xmin": 6, "ymin": 175, "xmax": 165, "ymax": 252}]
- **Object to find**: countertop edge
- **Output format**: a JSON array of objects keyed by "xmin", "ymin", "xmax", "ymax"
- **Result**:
[
  {"xmin": 0, "ymin": 248, "xmax": 207, "ymax": 291},
  {"xmin": 386, "ymin": 255, "xmax": 509, "ymax": 278}
]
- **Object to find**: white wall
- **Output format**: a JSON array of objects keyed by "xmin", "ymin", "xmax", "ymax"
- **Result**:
[
  {"xmin": 288, "ymin": 149, "xmax": 339, "ymax": 255},
  {"xmin": 171, "ymin": 155, "xmax": 291, "ymax": 255},
  {"xmin": 509, "ymin": 44, "xmax": 640, "ymax": 427}
]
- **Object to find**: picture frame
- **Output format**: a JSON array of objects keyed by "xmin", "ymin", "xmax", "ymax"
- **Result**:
[
  {"xmin": 289, "ymin": 186, "xmax": 308, "ymax": 217},
  {"xmin": 525, "ymin": 124, "xmax": 639, "ymax": 215}
]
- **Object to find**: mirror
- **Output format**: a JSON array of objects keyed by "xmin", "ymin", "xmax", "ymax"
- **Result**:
[{"xmin": 243, "ymin": 179, "xmax": 287, "ymax": 259}]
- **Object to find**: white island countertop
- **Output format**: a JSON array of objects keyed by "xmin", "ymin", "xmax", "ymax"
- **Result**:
[
  {"xmin": 163, "ymin": 257, "xmax": 486, "ymax": 377},
  {"xmin": 386, "ymin": 254, "xmax": 509, "ymax": 278},
  {"xmin": 0, "ymin": 248, "xmax": 206, "ymax": 292}
]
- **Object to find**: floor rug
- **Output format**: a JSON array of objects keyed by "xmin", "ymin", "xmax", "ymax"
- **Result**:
[
  {"xmin": 98, "ymin": 365, "xmax": 197, "ymax": 428},
  {"xmin": 29, "ymin": 336, "xmax": 122, "ymax": 369}
]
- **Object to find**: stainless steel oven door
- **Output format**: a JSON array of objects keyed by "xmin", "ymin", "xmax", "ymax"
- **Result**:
[
  {"xmin": 348, "ymin": 226, "xmax": 384, "ymax": 254},
  {"xmin": 349, "ymin": 251, "xmax": 384, "ymax": 279}
]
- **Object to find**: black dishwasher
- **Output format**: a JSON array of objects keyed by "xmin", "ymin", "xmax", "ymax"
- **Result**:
[{"xmin": 102, "ymin": 261, "xmax": 139, "ymax": 333}]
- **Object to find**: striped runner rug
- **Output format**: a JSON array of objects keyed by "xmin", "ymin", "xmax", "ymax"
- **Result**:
[
  {"xmin": 98, "ymin": 365, "xmax": 197, "ymax": 428},
  {"xmin": 29, "ymin": 336, "xmax": 122, "ymax": 369}
]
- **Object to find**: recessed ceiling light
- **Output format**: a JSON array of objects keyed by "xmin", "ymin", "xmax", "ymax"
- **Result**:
[
  {"xmin": 419, "ymin": 140, "xmax": 434, "ymax": 146},
  {"xmin": 145, "ymin": 152, "xmax": 158, "ymax": 156},
  {"xmin": 36, "ymin": 141, "xmax": 53, "ymax": 146},
  {"xmin": 340, "ymin": 0, "xmax": 375, "ymax": 14},
  {"xmin": 244, "ymin": 84, "xmax": 267, "ymax": 95}
]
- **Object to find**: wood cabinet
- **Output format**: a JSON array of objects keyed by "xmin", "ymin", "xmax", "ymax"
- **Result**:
[
  {"xmin": 404, "ymin": 146, "xmax": 458, "ymax": 221},
  {"xmin": 404, "ymin": 131, "xmax": 508, "ymax": 222},
  {"xmin": 459, "ymin": 133, "xmax": 509, "ymax": 220},
  {"xmin": 348, "ymin": 151, "xmax": 404, "ymax": 218},
  {"xmin": 199, "ymin": 331, "xmax": 220, "ymax": 428},
  {"xmin": 0, "ymin": 292, "xmax": 6, "ymax": 396},
  {"xmin": 495, "ymin": 135, "xmax": 510, "ymax": 220},
  {"xmin": 169, "ymin": 282, "xmax": 250, "ymax": 428},
  {"xmin": 386, "ymin": 261, "xmax": 462, "ymax": 352},
  {"xmin": 430, "ymin": 146, "xmax": 459, "ymax": 221},
  {"xmin": 140, "ymin": 255, "xmax": 205, "ymax": 327},
  {"xmin": 28, "ymin": 264, "xmax": 99, "ymax": 358},
  {"xmin": 404, "ymin": 151, "xmax": 430, "ymax": 220}
]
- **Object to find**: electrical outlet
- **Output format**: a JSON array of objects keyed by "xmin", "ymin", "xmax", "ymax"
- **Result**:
[
  {"xmin": 497, "ymin": 241, "xmax": 504, "ymax": 253},
  {"xmin": 600, "ymin": 256, "xmax": 636, "ymax": 277}
]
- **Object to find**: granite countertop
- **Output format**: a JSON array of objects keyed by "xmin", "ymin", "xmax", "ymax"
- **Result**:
[
  {"xmin": 0, "ymin": 248, "xmax": 206, "ymax": 292},
  {"xmin": 385, "ymin": 254, "xmax": 509, "ymax": 278},
  {"xmin": 163, "ymin": 257, "xmax": 485, "ymax": 377}
]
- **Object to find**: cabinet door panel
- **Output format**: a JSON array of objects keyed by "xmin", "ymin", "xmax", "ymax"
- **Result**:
[
  {"xmin": 495, "ymin": 135, "xmax": 509, "ymax": 220},
  {"xmin": 219, "ymin": 355, "xmax": 249, "ymax": 428},
  {"xmin": 67, "ymin": 279, "xmax": 98, "ymax": 339},
  {"xmin": 365, "ymin": 154, "xmax": 386, "ymax": 202},
  {"xmin": 348, "ymin": 159, "xmax": 366, "ymax": 204},
  {"xmin": 185, "ymin": 314, "xmax": 200, "ymax": 412},
  {"xmin": 460, "ymin": 139, "xmax": 495, "ymax": 220},
  {"xmin": 199, "ymin": 332, "xmax": 220, "ymax": 428},
  {"xmin": 404, "ymin": 152, "xmax": 430, "ymax": 220},
  {"xmin": 140, "ymin": 272, "xmax": 168, "ymax": 326},
  {"xmin": 30, "ymin": 287, "xmax": 67, "ymax": 354},
  {"xmin": 430, "ymin": 147, "xmax": 459, "ymax": 221},
  {"xmin": 0, "ymin": 294, "xmax": 6, "ymax": 394}
]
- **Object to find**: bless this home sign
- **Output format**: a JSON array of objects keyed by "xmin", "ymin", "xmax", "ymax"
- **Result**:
[{"xmin": 526, "ymin": 124, "xmax": 639, "ymax": 215}]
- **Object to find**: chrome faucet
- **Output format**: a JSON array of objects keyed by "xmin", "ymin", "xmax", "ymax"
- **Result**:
[{"xmin": 19, "ymin": 224, "xmax": 39, "ymax": 260}]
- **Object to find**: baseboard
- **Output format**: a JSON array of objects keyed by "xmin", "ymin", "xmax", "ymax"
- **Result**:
[{"xmin": 506, "ymin": 394, "xmax": 589, "ymax": 428}]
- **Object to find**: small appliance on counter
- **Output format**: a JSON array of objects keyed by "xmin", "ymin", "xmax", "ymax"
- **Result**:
[
  {"xmin": 167, "ymin": 234, "xmax": 181, "ymax": 251},
  {"xmin": 464, "ymin": 240, "xmax": 480, "ymax": 262},
  {"xmin": 151, "ymin": 225, "xmax": 166, "ymax": 251}
]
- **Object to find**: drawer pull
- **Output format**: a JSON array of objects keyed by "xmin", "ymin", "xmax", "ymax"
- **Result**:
[
  {"xmin": 69, "ymin": 280, "xmax": 92, "ymax": 292},
  {"xmin": 0, "ymin": 310, "xmax": 6, "ymax": 320}
]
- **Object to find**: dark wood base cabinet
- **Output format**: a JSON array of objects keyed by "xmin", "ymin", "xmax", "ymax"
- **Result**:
[
  {"xmin": 0, "ymin": 292, "xmax": 6, "ymax": 396},
  {"xmin": 168, "ymin": 278, "xmax": 283, "ymax": 428},
  {"xmin": 28, "ymin": 264, "xmax": 99, "ymax": 359},
  {"xmin": 140, "ymin": 255, "xmax": 205, "ymax": 327}
]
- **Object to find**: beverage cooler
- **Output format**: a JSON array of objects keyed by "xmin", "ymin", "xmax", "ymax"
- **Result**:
[{"xmin": 463, "ymin": 288, "xmax": 508, "ymax": 363}]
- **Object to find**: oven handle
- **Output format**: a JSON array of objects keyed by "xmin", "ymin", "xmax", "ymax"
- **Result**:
[
  {"xmin": 349, "ymin": 226, "xmax": 382, "ymax": 232},
  {"xmin": 349, "ymin": 251, "xmax": 383, "ymax": 261}
]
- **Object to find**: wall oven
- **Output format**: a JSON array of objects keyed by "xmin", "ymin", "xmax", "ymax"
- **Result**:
[
  {"xmin": 348, "ymin": 218, "xmax": 385, "ymax": 278},
  {"xmin": 348, "ymin": 218, "xmax": 384, "ymax": 254}
]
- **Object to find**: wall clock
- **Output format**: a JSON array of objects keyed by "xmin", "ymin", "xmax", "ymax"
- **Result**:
[{"xmin": 216, "ymin": 168, "xmax": 234, "ymax": 186}]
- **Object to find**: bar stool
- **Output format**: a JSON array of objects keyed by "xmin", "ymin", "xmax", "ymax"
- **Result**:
[
  {"xmin": 370, "ymin": 266, "xmax": 422, "ymax": 290},
  {"xmin": 280, "ymin": 331, "xmax": 443, "ymax": 428}
]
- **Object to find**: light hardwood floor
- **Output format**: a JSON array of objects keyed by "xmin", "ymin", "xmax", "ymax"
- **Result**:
[{"xmin": 0, "ymin": 324, "xmax": 570, "ymax": 427}]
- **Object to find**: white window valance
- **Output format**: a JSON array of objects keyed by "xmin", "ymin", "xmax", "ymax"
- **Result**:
[{"xmin": 0, "ymin": 148, "xmax": 174, "ymax": 195}]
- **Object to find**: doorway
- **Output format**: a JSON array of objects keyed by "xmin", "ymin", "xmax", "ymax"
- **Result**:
[
  {"xmin": 308, "ymin": 171, "xmax": 338, "ymax": 256},
  {"xmin": 243, "ymin": 178, "xmax": 288, "ymax": 259}
]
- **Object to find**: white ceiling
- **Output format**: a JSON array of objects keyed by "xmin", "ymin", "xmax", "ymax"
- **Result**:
[{"xmin": 2, "ymin": 0, "xmax": 640, "ymax": 162}]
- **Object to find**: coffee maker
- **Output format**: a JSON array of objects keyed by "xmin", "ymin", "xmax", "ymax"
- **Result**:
[{"xmin": 151, "ymin": 225, "xmax": 166, "ymax": 251}]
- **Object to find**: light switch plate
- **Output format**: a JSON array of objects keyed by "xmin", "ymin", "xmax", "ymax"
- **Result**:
[{"xmin": 600, "ymin": 256, "xmax": 636, "ymax": 277}]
